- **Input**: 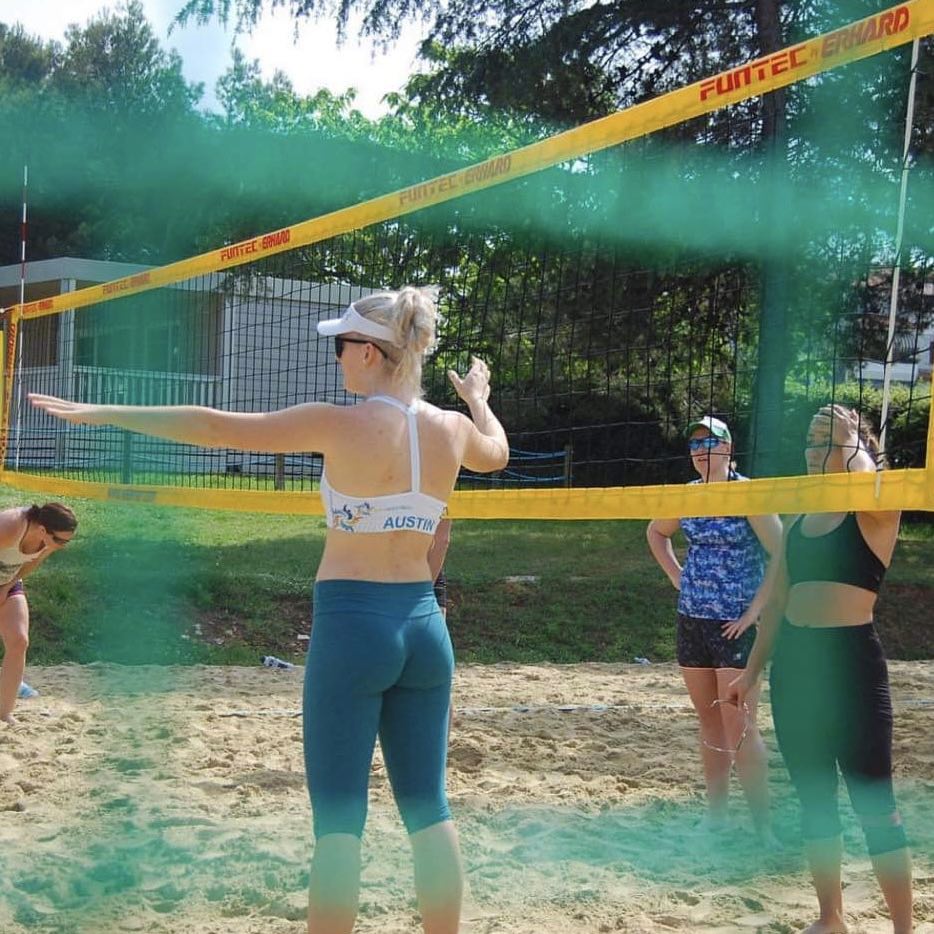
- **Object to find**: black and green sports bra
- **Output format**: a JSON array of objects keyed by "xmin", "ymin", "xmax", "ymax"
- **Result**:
[{"xmin": 786, "ymin": 512, "xmax": 886, "ymax": 594}]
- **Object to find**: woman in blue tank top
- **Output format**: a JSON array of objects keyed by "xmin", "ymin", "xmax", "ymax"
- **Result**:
[
  {"xmin": 729, "ymin": 405, "xmax": 912, "ymax": 934},
  {"xmin": 30, "ymin": 288, "xmax": 509, "ymax": 934},
  {"xmin": 647, "ymin": 416, "xmax": 781, "ymax": 840}
]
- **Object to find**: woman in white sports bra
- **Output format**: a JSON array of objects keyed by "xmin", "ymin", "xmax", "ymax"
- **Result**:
[
  {"xmin": 0, "ymin": 502, "xmax": 78, "ymax": 725},
  {"xmin": 30, "ymin": 286, "xmax": 508, "ymax": 934}
]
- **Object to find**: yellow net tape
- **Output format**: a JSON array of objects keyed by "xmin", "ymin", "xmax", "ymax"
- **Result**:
[
  {"xmin": 7, "ymin": 0, "xmax": 933, "ymax": 322},
  {"xmin": 0, "ymin": 465, "xmax": 928, "ymax": 520},
  {"xmin": 0, "ymin": 310, "xmax": 18, "ymax": 471},
  {"xmin": 2, "ymin": 1, "xmax": 933, "ymax": 518}
]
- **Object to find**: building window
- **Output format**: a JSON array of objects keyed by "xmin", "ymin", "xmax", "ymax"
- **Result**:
[
  {"xmin": 22, "ymin": 315, "xmax": 60, "ymax": 367},
  {"xmin": 74, "ymin": 290, "xmax": 220, "ymax": 375}
]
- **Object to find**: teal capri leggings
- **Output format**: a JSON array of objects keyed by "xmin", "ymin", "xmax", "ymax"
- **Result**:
[{"xmin": 303, "ymin": 579, "xmax": 454, "ymax": 839}]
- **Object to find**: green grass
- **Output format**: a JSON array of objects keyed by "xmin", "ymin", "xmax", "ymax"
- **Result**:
[{"xmin": 5, "ymin": 487, "xmax": 933, "ymax": 666}]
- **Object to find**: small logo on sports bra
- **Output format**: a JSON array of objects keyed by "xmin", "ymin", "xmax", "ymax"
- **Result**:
[{"xmin": 333, "ymin": 502, "xmax": 374, "ymax": 532}]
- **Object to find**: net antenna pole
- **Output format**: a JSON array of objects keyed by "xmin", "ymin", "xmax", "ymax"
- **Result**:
[
  {"xmin": 13, "ymin": 164, "xmax": 27, "ymax": 472},
  {"xmin": 877, "ymin": 38, "xmax": 921, "ymax": 498}
]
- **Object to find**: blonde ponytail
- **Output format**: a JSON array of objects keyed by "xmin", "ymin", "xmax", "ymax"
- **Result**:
[{"xmin": 353, "ymin": 286, "xmax": 440, "ymax": 396}]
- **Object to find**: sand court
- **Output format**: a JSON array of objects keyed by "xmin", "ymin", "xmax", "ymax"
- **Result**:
[{"xmin": 0, "ymin": 661, "xmax": 932, "ymax": 933}]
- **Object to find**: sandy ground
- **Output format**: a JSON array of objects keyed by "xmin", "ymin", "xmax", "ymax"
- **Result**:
[{"xmin": 0, "ymin": 661, "xmax": 931, "ymax": 934}]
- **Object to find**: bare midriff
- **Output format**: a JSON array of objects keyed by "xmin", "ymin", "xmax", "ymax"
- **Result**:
[
  {"xmin": 785, "ymin": 580, "xmax": 878, "ymax": 628},
  {"xmin": 316, "ymin": 528, "xmax": 434, "ymax": 583}
]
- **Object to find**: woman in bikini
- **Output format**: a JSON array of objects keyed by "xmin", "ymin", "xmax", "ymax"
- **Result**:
[{"xmin": 0, "ymin": 502, "xmax": 78, "ymax": 725}]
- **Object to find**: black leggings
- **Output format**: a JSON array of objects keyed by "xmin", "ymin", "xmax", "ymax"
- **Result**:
[{"xmin": 770, "ymin": 620, "xmax": 907, "ymax": 855}]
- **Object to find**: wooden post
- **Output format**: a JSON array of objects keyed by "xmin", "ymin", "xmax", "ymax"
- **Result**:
[{"xmin": 121, "ymin": 430, "xmax": 133, "ymax": 484}]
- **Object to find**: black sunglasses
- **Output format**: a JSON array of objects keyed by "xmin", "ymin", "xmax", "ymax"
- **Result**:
[{"xmin": 334, "ymin": 336, "xmax": 387, "ymax": 359}]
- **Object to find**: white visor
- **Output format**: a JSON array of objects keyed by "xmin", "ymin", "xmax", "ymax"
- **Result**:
[{"xmin": 316, "ymin": 304, "xmax": 397, "ymax": 344}]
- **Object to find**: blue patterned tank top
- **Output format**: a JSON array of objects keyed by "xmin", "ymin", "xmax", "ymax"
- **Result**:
[{"xmin": 677, "ymin": 474, "xmax": 766, "ymax": 620}]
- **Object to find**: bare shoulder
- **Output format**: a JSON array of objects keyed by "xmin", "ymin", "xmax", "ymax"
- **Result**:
[
  {"xmin": 856, "ymin": 509, "xmax": 901, "ymax": 564},
  {"xmin": 417, "ymin": 400, "xmax": 459, "ymax": 423},
  {"xmin": 856, "ymin": 508, "xmax": 901, "ymax": 529},
  {"xmin": 327, "ymin": 401, "xmax": 361, "ymax": 417},
  {"xmin": 647, "ymin": 516, "xmax": 680, "ymax": 537},
  {"xmin": 341, "ymin": 399, "xmax": 460, "ymax": 440},
  {"xmin": 0, "ymin": 507, "xmax": 25, "ymax": 546},
  {"xmin": 416, "ymin": 403, "xmax": 471, "ymax": 435},
  {"xmin": 319, "ymin": 401, "xmax": 378, "ymax": 432}
]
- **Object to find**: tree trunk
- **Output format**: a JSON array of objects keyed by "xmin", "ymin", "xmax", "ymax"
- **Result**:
[{"xmin": 750, "ymin": 0, "xmax": 791, "ymax": 477}]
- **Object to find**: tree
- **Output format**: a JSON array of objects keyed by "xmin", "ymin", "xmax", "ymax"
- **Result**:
[
  {"xmin": 182, "ymin": 2, "xmax": 893, "ymax": 123},
  {"xmin": 2, "ymin": 0, "xmax": 927, "ymax": 484},
  {"xmin": 177, "ymin": 0, "xmax": 760, "ymax": 122},
  {"xmin": 0, "ymin": 2, "xmax": 206, "ymax": 264},
  {"xmin": 0, "ymin": 23, "xmax": 58, "ymax": 87},
  {"xmin": 54, "ymin": 0, "xmax": 202, "ymax": 117},
  {"xmin": 0, "ymin": 3, "xmax": 473, "ymax": 265},
  {"xmin": 215, "ymin": 47, "xmax": 374, "ymax": 134}
]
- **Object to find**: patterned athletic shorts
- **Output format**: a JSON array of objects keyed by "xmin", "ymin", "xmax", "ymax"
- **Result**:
[{"xmin": 676, "ymin": 613, "xmax": 756, "ymax": 669}]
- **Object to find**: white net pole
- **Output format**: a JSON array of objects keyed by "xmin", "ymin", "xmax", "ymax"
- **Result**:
[
  {"xmin": 876, "ymin": 38, "xmax": 921, "ymax": 496},
  {"xmin": 13, "ymin": 164, "xmax": 27, "ymax": 472}
]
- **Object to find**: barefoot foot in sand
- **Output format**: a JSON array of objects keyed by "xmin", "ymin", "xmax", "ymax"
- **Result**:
[{"xmin": 800, "ymin": 918, "xmax": 848, "ymax": 934}]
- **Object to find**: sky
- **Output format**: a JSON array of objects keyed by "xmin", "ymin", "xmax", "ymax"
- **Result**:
[{"xmin": 0, "ymin": 0, "xmax": 427, "ymax": 117}]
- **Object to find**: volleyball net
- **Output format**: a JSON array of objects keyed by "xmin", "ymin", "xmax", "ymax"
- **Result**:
[{"xmin": 2, "ymin": 0, "xmax": 934, "ymax": 520}]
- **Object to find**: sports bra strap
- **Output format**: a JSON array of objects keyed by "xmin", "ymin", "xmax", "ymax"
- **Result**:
[{"xmin": 368, "ymin": 395, "xmax": 421, "ymax": 493}]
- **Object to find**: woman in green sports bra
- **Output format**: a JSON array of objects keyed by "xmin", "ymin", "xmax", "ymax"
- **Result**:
[{"xmin": 729, "ymin": 405, "xmax": 912, "ymax": 934}]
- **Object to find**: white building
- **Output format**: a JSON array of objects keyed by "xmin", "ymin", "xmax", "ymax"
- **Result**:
[
  {"xmin": 0, "ymin": 257, "xmax": 367, "ymax": 480},
  {"xmin": 856, "ymin": 278, "xmax": 934, "ymax": 386}
]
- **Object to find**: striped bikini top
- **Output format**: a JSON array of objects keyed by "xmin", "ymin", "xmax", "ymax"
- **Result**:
[{"xmin": 319, "ymin": 395, "xmax": 446, "ymax": 535}]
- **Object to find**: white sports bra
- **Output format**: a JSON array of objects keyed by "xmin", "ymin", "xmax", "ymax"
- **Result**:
[
  {"xmin": 0, "ymin": 513, "xmax": 46, "ymax": 585},
  {"xmin": 319, "ymin": 395, "xmax": 446, "ymax": 535}
]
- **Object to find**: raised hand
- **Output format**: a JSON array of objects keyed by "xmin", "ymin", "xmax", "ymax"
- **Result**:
[
  {"xmin": 29, "ymin": 394, "xmax": 110, "ymax": 426},
  {"xmin": 448, "ymin": 355, "xmax": 491, "ymax": 406},
  {"xmin": 810, "ymin": 404, "xmax": 861, "ymax": 450}
]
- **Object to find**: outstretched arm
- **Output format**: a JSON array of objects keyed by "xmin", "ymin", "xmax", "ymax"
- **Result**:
[{"xmin": 29, "ymin": 394, "xmax": 340, "ymax": 455}]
